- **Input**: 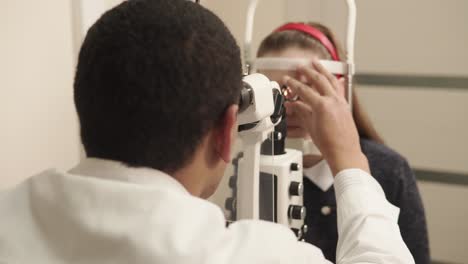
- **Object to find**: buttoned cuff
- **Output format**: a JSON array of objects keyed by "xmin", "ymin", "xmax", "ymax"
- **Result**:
[
  {"xmin": 334, "ymin": 168, "xmax": 383, "ymax": 198},
  {"xmin": 334, "ymin": 168, "xmax": 400, "ymax": 222}
]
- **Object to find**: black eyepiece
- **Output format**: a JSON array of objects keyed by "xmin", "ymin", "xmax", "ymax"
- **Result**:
[{"xmin": 239, "ymin": 82, "xmax": 253, "ymax": 113}]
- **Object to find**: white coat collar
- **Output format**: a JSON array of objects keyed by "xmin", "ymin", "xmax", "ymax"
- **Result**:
[
  {"xmin": 303, "ymin": 160, "xmax": 334, "ymax": 192},
  {"xmin": 68, "ymin": 158, "xmax": 190, "ymax": 195}
]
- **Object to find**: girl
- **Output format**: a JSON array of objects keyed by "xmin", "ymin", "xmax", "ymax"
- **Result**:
[{"xmin": 257, "ymin": 22, "xmax": 430, "ymax": 264}]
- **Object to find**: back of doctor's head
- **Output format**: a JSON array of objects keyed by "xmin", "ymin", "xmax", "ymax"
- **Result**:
[{"xmin": 74, "ymin": 0, "xmax": 242, "ymax": 173}]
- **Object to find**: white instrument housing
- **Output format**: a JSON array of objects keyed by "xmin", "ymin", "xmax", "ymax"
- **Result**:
[
  {"xmin": 238, "ymin": 73, "xmax": 281, "ymax": 126},
  {"xmin": 260, "ymin": 149, "xmax": 305, "ymax": 236}
]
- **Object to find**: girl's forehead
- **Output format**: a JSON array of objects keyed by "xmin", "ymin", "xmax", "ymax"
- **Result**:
[
  {"xmin": 257, "ymin": 69, "xmax": 297, "ymax": 82},
  {"xmin": 263, "ymin": 47, "xmax": 320, "ymax": 59},
  {"xmin": 256, "ymin": 48, "xmax": 322, "ymax": 82}
]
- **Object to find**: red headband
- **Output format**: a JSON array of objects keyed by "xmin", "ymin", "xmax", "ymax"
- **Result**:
[{"xmin": 275, "ymin": 23, "xmax": 340, "ymax": 61}]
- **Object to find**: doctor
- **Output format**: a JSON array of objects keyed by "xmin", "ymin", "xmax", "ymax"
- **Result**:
[{"xmin": 0, "ymin": 0, "xmax": 414, "ymax": 263}]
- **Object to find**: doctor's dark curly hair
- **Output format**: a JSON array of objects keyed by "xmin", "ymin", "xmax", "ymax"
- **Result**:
[{"xmin": 74, "ymin": 0, "xmax": 242, "ymax": 173}]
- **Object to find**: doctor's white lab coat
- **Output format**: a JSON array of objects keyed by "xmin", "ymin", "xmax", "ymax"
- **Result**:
[{"xmin": 0, "ymin": 158, "xmax": 414, "ymax": 263}]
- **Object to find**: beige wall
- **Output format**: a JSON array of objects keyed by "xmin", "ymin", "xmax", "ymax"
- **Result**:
[
  {"xmin": 418, "ymin": 181, "xmax": 468, "ymax": 263},
  {"xmin": 1, "ymin": 1, "xmax": 80, "ymax": 188},
  {"xmin": 1, "ymin": 0, "xmax": 117, "ymax": 189},
  {"xmin": 203, "ymin": 0, "xmax": 286, "ymax": 64},
  {"xmin": 346, "ymin": 2, "xmax": 468, "ymax": 262}
]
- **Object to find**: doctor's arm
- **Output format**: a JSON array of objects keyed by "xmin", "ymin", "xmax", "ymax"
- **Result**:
[{"xmin": 283, "ymin": 61, "xmax": 415, "ymax": 263}]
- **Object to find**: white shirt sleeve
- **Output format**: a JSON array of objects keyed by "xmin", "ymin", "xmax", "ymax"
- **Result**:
[
  {"xmin": 224, "ymin": 169, "xmax": 414, "ymax": 264},
  {"xmin": 333, "ymin": 169, "xmax": 415, "ymax": 264}
]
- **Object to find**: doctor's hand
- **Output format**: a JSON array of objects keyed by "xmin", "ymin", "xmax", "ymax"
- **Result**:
[{"xmin": 283, "ymin": 61, "xmax": 369, "ymax": 176}]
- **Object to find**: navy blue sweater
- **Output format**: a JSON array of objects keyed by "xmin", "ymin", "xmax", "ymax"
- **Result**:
[{"xmin": 303, "ymin": 138, "xmax": 430, "ymax": 263}]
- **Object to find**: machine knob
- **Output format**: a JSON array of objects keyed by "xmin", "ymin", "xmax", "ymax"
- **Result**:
[
  {"xmin": 290, "ymin": 163, "xmax": 301, "ymax": 171},
  {"xmin": 269, "ymin": 131, "xmax": 283, "ymax": 141},
  {"xmin": 225, "ymin": 197, "xmax": 236, "ymax": 211},
  {"xmin": 228, "ymin": 176, "xmax": 237, "ymax": 188},
  {"xmin": 291, "ymin": 228, "xmax": 303, "ymax": 239},
  {"xmin": 288, "ymin": 205, "xmax": 306, "ymax": 220},
  {"xmin": 274, "ymin": 131, "xmax": 282, "ymax": 140},
  {"xmin": 289, "ymin": 181, "xmax": 304, "ymax": 196},
  {"xmin": 301, "ymin": 224, "xmax": 309, "ymax": 234}
]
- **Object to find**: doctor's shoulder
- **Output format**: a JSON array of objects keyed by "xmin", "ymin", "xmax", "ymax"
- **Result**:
[{"xmin": 0, "ymin": 169, "xmax": 60, "ymax": 261}]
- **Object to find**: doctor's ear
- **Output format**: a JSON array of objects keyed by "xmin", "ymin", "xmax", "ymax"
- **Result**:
[{"xmin": 215, "ymin": 105, "xmax": 238, "ymax": 163}]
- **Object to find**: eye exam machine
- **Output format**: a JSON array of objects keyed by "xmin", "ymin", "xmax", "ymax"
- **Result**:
[{"xmin": 222, "ymin": 0, "xmax": 357, "ymax": 241}]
